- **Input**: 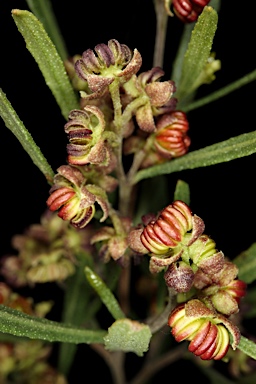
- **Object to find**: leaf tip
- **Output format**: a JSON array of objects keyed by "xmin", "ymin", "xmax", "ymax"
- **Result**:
[{"xmin": 11, "ymin": 9, "xmax": 21, "ymax": 16}]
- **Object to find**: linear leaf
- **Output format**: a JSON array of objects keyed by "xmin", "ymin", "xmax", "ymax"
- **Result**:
[
  {"xmin": 237, "ymin": 336, "xmax": 256, "ymax": 360},
  {"xmin": 12, "ymin": 9, "xmax": 79, "ymax": 119},
  {"xmin": 0, "ymin": 305, "xmax": 106, "ymax": 344},
  {"xmin": 134, "ymin": 130, "xmax": 256, "ymax": 184},
  {"xmin": 0, "ymin": 88, "xmax": 54, "ymax": 183},
  {"xmin": 58, "ymin": 253, "xmax": 96, "ymax": 375},
  {"xmin": 233, "ymin": 243, "xmax": 256, "ymax": 284},
  {"xmin": 173, "ymin": 179, "xmax": 190, "ymax": 205},
  {"xmin": 176, "ymin": 6, "xmax": 218, "ymax": 103},
  {"xmin": 25, "ymin": 0, "xmax": 69, "ymax": 60},
  {"xmin": 85, "ymin": 266, "xmax": 126, "ymax": 321}
]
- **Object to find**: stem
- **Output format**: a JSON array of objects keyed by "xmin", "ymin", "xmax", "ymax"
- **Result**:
[
  {"xmin": 183, "ymin": 68, "xmax": 256, "ymax": 113},
  {"xmin": 128, "ymin": 344, "xmax": 186, "ymax": 384},
  {"xmin": 146, "ymin": 288, "xmax": 176, "ymax": 334},
  {"xmin": 90, "ymin": 345, "xmax": 126, "ymax": 384},
  {"xmin": 109, "ymin": 79, "xmax": 123, "ymax": 129},
  {"xmin": 121, "ymin": 95, "xmax": 149, "ymax": 128},
  {"xmin": 153, "ymin": 0, "xmax": 169, "ymax": 68},
  {"xmin": 127, "ymin": 136, "xmax": 154, "ymax": 182}
]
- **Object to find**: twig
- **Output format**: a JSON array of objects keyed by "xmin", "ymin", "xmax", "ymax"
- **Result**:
[
  {"xmin": 90, "ymin": 344, "xmax": 126, "ymax": 384},
  {"xmin": 128, "ymin": 344, "xmax": 186, "ymax": 384},
  {"xmin": 153, "ymin": 0, "xmax": 169, "ymax": 68}
]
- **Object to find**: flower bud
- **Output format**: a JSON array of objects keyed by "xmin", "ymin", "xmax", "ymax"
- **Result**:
[
  {"xmin": 140, "ymin": 200, "xmax": 193, "ymax": 254},
  {"xmin": 164, "ymin": 261, "xmax": 194, "ymax": 292},
  {"xmin": 46, "ymin": 165, "xmax": 109, "ymax": 228},
  {"xmin": 200, "ymin": 261, "xmax": 247, "ymax": 316},
  {"xmin": 133, "ymin": 67, "xmax": 177, "ymax": 132},
  {"xmin": 168, "ymin": 299, "xmax": 241, "ymax": 360},
  {"xmin": 64, "ymin": 105, "xmax": 111, "ymax": 166},
  {"xmin": 75, "ymin": 39, "xmax": 142, "ymax": 96},
  {"xmin": 91, "ymin": 217, "xmax": 132, "ymax": 262},
  {"xmin": 154, "ymin": 111, "xmax": 191, "ymax": 158},
  {"xmin": 189, "ymin": 235, "xmax": 225, "ymax": 274}
]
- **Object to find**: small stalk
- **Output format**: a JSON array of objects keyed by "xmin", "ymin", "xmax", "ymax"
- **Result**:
[{"xmin": 153, "ymin": 0, "xmax": 169, "ymax": 68}]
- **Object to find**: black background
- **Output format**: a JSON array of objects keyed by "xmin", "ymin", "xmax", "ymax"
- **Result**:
[{"xmin": 0, "ymin": 1, "xmax": 255, "ymax": 382}]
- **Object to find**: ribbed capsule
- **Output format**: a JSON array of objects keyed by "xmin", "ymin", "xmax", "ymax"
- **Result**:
[
  {"xmin": 75, "ymin": 39, "xmax": 142, "ymax": 95},
  {"xmin": 168, "ymin": 299, "xmax": 241, "ymax": 360},
  {"xmin": 46, "ymin": 165, "xmax": 109, "ymax": 229},
  {"xmin": 140, "ymin": 200, "xmax": 193, "ymax": 254},
  {"xmin": 154, "ymin": 111, "xmax": 190, "ymax": 158},
  {"xmin": 64, "ymin": 106, "xmax": 110, "ymax": 166},
  {"xmin": 172, "ymin": 0, "xmax": 211, "ymax": 23}
]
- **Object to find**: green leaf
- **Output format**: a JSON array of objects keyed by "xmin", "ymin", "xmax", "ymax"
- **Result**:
[
  {"xmin": 0, "ymin": 305, "xmax": 106, "ymax": 344},
  {"xmin": 171, "ymin": 23, "xmax": 194, "ymax": 88},
  {"xmin": 183, "ymin": 68, "xmax": 256, "ymax": 113},
  {"xmin": 104, "ymin": 318, "xmax": 152, "ymax": 356},
  {"xmin": 233, "ymin": 243, "xmax": 256, "ymax": 284},
  {"xmin": 58, "ymin": 253, "xmax": 96, "ymax": 376},
  {"xmin": 85, "ymin": 266, "xmax": 126, "ymax": 320},
  {"xmin": 133, "ymin": 176, "xmax": 169, "ymax": 224},
  {"xmin": 12, "ymin": 9, "xmax": 79, "ymax": 119},
  {"xmin": 242, "ymin": 287, "xmax": 256, "ymax": 319},
  {"xmin": 237, "ymin": 336, "xmax": 256, "ymax": 360},
  {"xmin": 175, "ymin": 6, "xmax": 218, "ymax": 105},
  {"xmin": 0, "ymin": 88, "xmax": 54, "ymax": 183},
  {"xmin": 134, "ymin": 130, "xmax": 256, "ymax": 184},
  {"xmin": 173, "ymin": 179, "xmax": 190, "ymax": 205},
  {"xmin": 25, "ymin": 0, "xmax": 69, "ymax": 60}
]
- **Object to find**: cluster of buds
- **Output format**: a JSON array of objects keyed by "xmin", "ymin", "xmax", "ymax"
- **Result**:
[
  {"xmin": 0, "ymin": 283, "xmax": 66, "ymax": 382},
  {"xmin": 0, "ymin": 282, "xmax": 52, "ymax": 316},
  {"xmin": 0, "ymin": 210, "xmax": 94, "ymax": 285},
  {"xmin": 91, "ymin": 216, "xmax": 132, "ymax": 265},
  {"xmin": 0, "ymin": 339, "xmax": 67, "ymax": 384},
  {"xmin": 48, "ymin": 39, "xmax": 191, "ymax": 230},
  {"xmin": 128, "ymin": 200, "xmax": 246, "ymax": 360}
]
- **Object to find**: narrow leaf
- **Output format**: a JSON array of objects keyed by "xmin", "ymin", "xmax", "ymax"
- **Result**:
[
  {"xmin": 184, "ymin": 68, "xmax": 256, "ymax": 113},
  {"xmin": 85, "ymin": 266, "xmax": 125, "ymax": 321},
  {"xmin": 0, "ymin": 305, "xmax": 106, "ymax": 344},
  {"xmin": 237, "ymin": 336, "xmax": 256, "ymax": 360},
  {"xmin": 233, "ymin": 243, "xmax": 256, "ymax": 284},
  {"xmin": 58, "ymin": 253, "xmax": 95, "ymax": 376},
  {"xmin": 0, "ymin": 88, "xmax": 54, "ymax": 183},
  {"xmin": 26, "ymin": 0, "xmax": 69, "ymax": 60},
  {"xmin": 134, "ymin": 130, "xmax": 256, "ymax": 184},
  {"xmin": 173, "ymin": 179, "xmax": 190, "ymax": 205},
  {"xmin": 12, "ymin": 9, "xmax": 79, "ymax": 119},
  {"xmin": 176, "ymin": 6, "xmax": 218, "ymax": 103},
  {"xmin": 171, "ymin": 23, "xmax": 194, "ymax": 87}
]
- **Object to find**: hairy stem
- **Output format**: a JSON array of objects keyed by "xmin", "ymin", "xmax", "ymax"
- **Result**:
[
  {"xmin": 153, "ymin": 0, "xmax": 169, "ymax": 68},
  {"xmin": 128, "ymin": 344, "xmax": 186, "ymax": 384},
  {"xmin": 90, "ymin": 344, "xmax": 126, "ymax": 384},
  {"xmin": 183, "ymin": 68, "xmax": 256, "ymax": 112},
  {"xmin": 146, "ymin": 288, "xmax": 176, "ymax": 334}
]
